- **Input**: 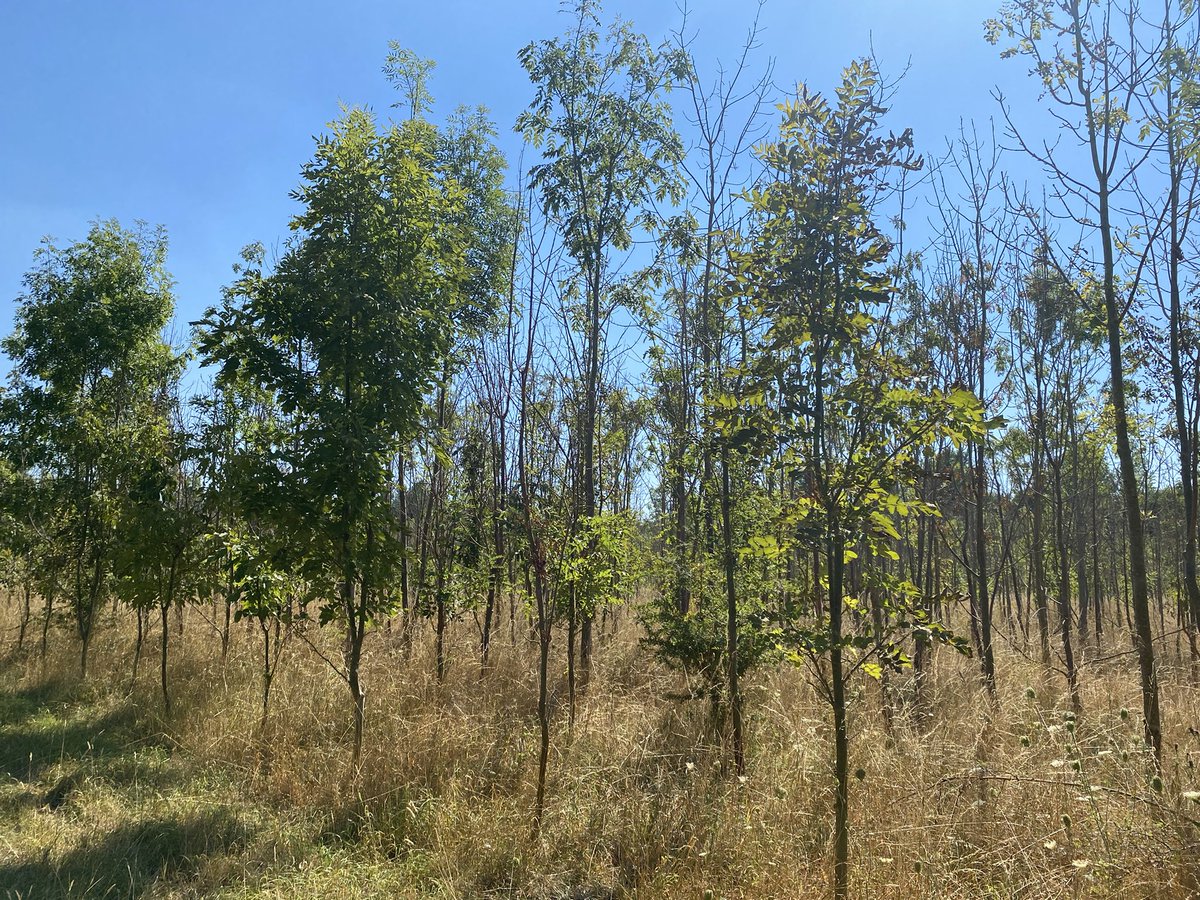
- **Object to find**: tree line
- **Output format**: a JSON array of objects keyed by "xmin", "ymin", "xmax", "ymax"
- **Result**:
[{"xmin": 4, "ymin": 1, "xmax": 1200, "ymax": 896}]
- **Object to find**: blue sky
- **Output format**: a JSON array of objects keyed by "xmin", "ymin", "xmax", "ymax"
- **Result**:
[{"xmin": 0, "ymin": 0, "xmax": 1035, "ymax": 349}]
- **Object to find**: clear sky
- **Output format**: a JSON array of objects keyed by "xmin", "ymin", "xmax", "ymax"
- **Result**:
[{"xmin": 0, "ymin": 0, "xmax": 1035, "ymax": 349}]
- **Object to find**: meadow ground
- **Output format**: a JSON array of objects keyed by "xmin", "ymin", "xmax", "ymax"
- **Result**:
[{"xmin": 1, "ymin": 604, "xmax": 1199, "ymax": 899}]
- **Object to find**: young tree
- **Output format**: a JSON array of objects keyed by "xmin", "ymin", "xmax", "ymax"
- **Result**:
[
  {"xmin": 1132, "ymin": 0, "xmax": 1200, "ymax": 674},
  {"xmin": 114, "ymin": 388, "xmax": 204, "ymax": 712},
  {"xmin": 220, "ymin": 523, "xmax": 300, "ymax": 744},
  {"xmin": 197, "ymin": 108, "xmax": 477, "ymax": 768},
  {"xmin": 1, "ymin": 220, "xmax": 177, "ymax": 676},
  {"xmin": 192, "ymin": 359, "xmax": 303, "ymax": 728},
  {"xmin": 1009, "ymin": 242, "xmax": 1103, "ymax": 711},
  {"xmin": 928, "ymin": 125, "xmax": 1017, "ymax": 698},
  {"xmin": 416, "ymin": 103, "xmax": 514, "ymax": 679},
  {"xmin": 642, "ymin": 5, "xmax": 774, "ymax": 766},
  {"xmin": 518, "ymin": 0, "xmax": 685, "ymax": 691},
  {"xmin": 988, "ymin": 0, "xmax": 1164, "ymax": 764},
  {"xmin": 730, "ymin": 62, "xmax": 982, "ymax": 899}
]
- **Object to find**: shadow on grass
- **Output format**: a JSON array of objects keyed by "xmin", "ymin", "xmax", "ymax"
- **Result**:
[
  {"xmin": 0, "ymin": 684, "xmax": 140, "ymax": 784},
  {"xmin": 0, "ymin": 666, "xmax": 257, "ymax": 898},
  {"xmin": 0, "ymin": 668, "xmax": 86, "ymax": 715},
  {"xmin": 0, "ymin": 808, "xmax": 250, "ymax": 899},
  {"xmin": 0, "ymin": 667, "xmax": 182, "ymax": 815}
]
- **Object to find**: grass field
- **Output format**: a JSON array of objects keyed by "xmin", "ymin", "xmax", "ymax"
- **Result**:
[{"xmin": 2, "ymin": 606, "xmax": 1199, "ymax": 898}]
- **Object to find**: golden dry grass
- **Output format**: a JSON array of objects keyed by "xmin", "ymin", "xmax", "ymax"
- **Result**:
[{"xmin": 2, "ymin": 602, "xmax": 1199, "ymax": 898}]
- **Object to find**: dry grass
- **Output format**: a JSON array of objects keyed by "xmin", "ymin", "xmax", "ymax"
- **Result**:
[{"xmin": 2, "ymin": 603, "xmax": 1200, "ymax": 898}]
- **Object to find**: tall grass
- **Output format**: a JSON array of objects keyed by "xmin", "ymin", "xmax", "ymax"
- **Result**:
[{"xmin": 2, "ymin": 602, "xmax": 1199, "ymax": 898}]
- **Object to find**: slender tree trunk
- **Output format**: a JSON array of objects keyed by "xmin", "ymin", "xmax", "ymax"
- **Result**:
[
  {"xmin": 260, "ymin": 617, "xmax": 280, "ymax": 742},
  {"xmin": 1098, "ymin": 179, "xmax": 1162, "ymax": 764},
  {"xmin": 132, "ymin": 606, "xmax": 144, "ymax": 687},
  {"xmin": 79, "ymin": 553, "xmax": 104, "ymax": 679},
  {"xmin": 435, "ymin": 561, "xmax": 447, "ymax": 683},
  {"xmin": 566, "ymin": 586, "xmax": 577, "ymax": 733},
  {"xmin": 1155, "ymin": 22, "xmax": 1200, "ymax": 676},
  {"xmin": 1070, "ymin": 416, "xmax": 1091, "ymax": 647},
  {"xmin": 160, "ymin": 602, "xmax": 171, "ymax": 713},
  {"xmin": 674, "ymin": 447, "xmax": 691, "ymax": 615},
  {"xmin": 17, "ymin": 576, "xmax": 31, "ymax": 651},
  {"xmin": 533, "ymin": 576, "xmax": 551, "ymax": 831},
  {"xmin": 720, "ymin": 446, "xmax": 744, "ymax": 775},
  {"xmin": 481, "ymin": 575, "xmax": 496, "ymax": 670},
  {"xmin": 40, "ymin": 587, "xmax": 54, "ymax": 659},
  {"xmin": 342, "ymin": 522, "xmax": 365, "ymax": 772},
  {"xmin": 347, "ymin": 608, "xmax": 365, "ymax": 771},
  {"xmin": 1031, "ymin": 442, "xmax": 1051, "ymax": 664},
  {"xmin": 973, "ymin": 319, "xmax": 997, "ymax": 696},
  {"xmin": 1051, "ymin": 457, "xmax": 1081, "ymax": 714},
  {"xmin": 481, "ymin": 431, "xmax": 504, "ymax": 672},
  {"xmin": 221, "ymin": 595, "xmax": 232, "ymax": 664},
  {"xmin": 1121, "ymin": 523, "xmax": 1132, "ymax": 631},
  {"xmin": 518, "ymin": 267, "xmax": 552, "ymax": 835},
  {"xmin": 1091, "ymin": 463, "xmax": 1104, "ymax": 645},
  {"xmin": 398, "ymin": 453, "xmax": 412, "ymax": 650},
  {"xmin": 577, "ymin": 258, "xmax": 602, "ymax": 693},
  {"xmin": 829, "ymin": 536, "xmax": 850, "ymax": 900},
  {"xmin": 912, "ymin": 498, "xmax": 931, "ymax": 727}
]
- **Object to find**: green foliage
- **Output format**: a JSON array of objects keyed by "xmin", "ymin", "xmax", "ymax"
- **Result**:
[
  {"xmin": 439, "ymin": 105, "xmax": 515, "ymax": 336},
  {"xmin": 518, "ymin": 0, "xmax": 684, "ymax": 637},
  {"xmin": 640, "ymin": 580, "xmax": 776, "ymax": 701},
  {"xmin": 196, "ymin": 107, "xmax": 487, "ymax": 628},
  {"xmin": 560, "ymin": 510, "xmax": 646, "ymax": 618},
  {"xmin": 1, "ymin": 220, "xmax": 179, "ymax": 660},
  {"xmin": 728, "ymin": 59, "xmax": 984, "ymax": 670},
  {"xmin": 218, "ymin": 526, "xmax": 301, "ymax": 625},
  {"xmin": 113, "ymin": 405, "xmax": 205, "ymax": 617},
  {"xmin": 383, "ymin": 44, "xmax": 435, "ymax": 121},
  {"xmin": 516, "ymin": 0, "xmax": 686, "ymax": 265},
  {"xmin": 640, "ymin": 469, "xmax": 780, "ymax": 696}
]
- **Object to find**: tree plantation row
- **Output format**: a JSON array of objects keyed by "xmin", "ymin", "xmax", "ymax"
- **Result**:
[{"xmin": 4, "ymin": 1, "xmax": 1200, "ymax": 896}]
